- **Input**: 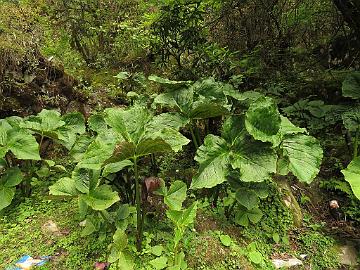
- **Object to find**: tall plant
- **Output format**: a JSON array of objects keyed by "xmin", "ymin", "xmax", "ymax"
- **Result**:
[
  {"xmin": 190, "ymin": 97, "xmax": 323, "ymax": 225},
  {"xmin": 341, "ymin": 72, "xmax": 360, "ymax": 200},
  {"xmin": 50, "ymin": 105, "xmax": 190, "ymax": 251}
]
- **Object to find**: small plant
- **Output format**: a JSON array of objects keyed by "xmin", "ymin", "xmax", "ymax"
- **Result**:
[
  {"xmin": 298, "ymin": 231, "xmax": 340, "ymax": 270},
  {"xmin": 157, "ymin": 180, "xmax": 198, "ymax": 269},
  {"xmin": 0, "ymin": 117, "xmax": 40, "ymax": 210},
  {"xmin": 20, "ymin": 109, "xmax": 86, "ymax": 152}
]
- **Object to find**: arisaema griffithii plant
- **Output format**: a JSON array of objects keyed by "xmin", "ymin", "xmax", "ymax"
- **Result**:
[
  {"xmin": 190, "ymin": 96, "xmax": 323, "ymax": 226},
  {"xmin": 20, "ymin": 109, "xmax": 86, "ymax": 152},
  {"xmin": 152, "ymin": 77, "xmax": 237, "ymax": 149},
  {"xmin": 0, "ymin": 117, "xmax": 41, "ymax": 210},
  {"xmin": 341, "ymin": 72, "xmax": 360, "ymax": 200},
  {"xmin": 0, "ymin": 109, "xmax": 86, "ymax": 211},
  {"xmin": 156, "ymin": 180, "xmax": 197, "ymax": 270},
  {"xmin": 50, "ymin": 105, "xmax": 190, "ymax": 252}
]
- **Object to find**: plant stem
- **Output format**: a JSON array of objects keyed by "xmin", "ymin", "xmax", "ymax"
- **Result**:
[
  {"xmin": 354, "ymin": 127, "xmax": 359, "ymax": 159},
  {"xmin": 195, "ymin": 125, "xmax": 202, "ymax": 146},
  {"xmin": 205, "ymin": 119, "xmax": 210, "ymax": 136},
  {"xmin": 99, "ymin": 210, "xmax": 116, "ymax": 231},
  {"xmin": 190, "ymin": 126, "xmax": 199, "ymax": 149},
  {"xmin": 212, "ymin": 185, "xmax": 221, "ymax": 207},
  {"xmin": 134, "ymin": 157, "xmax": 143, "ymax": 251}
]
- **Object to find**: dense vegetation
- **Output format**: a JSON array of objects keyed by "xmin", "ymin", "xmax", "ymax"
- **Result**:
[{"xmin": 0, "ymin": 0, "xmax": 359, "ymax": 269}]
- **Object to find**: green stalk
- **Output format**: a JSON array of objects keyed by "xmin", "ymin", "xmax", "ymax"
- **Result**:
[
  {"xmin": 134, "ymin": 157, "xmax": 143, "ymax": 251},
  {"xmin": 354, "ymin": 127, "xmax": 359, "ymax": 159},
  {"xmin": 190, "ymin": 126, "xmax": 199, "ymax": 149},
  {"xmin": 39, "ymin": 133, "xmax": 44, "ymax": 157},
  {"xmin": 205, "ymin": 119, "xmax": 210, "ymax": 136},
  {"xmin": 195, "ymin": 125, "xmax": 202, "ymax": 146}
]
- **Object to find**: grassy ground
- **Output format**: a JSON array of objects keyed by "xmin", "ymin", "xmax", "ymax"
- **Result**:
[
  {"xmin": 0, "ymin": 193, "xmax": 345, "ymax": 270},
  {"xmin": 0, "ymin": 198, "xmax": 110, "ymax": 269}
]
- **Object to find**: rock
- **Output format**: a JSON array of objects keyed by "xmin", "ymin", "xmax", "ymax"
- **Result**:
[
  {"xmin": 272, "ymin": 258, "xmax": 303, "ymax": 269},
  {"xmin": 79, "ymin": 220, "xmax": 87, "ymax": 227},
  {"xmin": 41, "ymin": 220, "xmax": 62, "ymax": 236},
  {"xmin": 339, "ymin": 244, "xmax": 358, "ymax": 266}
]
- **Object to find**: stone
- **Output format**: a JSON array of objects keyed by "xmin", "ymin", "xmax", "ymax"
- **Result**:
[
  {"xmin": 272, "ymin": 258, "xmax": 303, "ymax": 269},
  {"xmin": 339, "ymin": 244, "xmax": 358, "ymax": 266},
  {"xmin": 41, "ymin": 220, "xmax": 61, "ymax": 236}
]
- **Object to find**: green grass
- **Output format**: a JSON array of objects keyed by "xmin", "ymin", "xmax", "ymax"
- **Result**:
[
  {"xmin": 0, "ymin": 195, "xmax": 343, "ymax": 270},
  {"xmin": 0, "ymin": 198, "xmax": 110, "ymax": 269}
]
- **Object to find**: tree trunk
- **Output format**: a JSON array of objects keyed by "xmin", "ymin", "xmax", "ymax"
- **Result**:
[{"xmin": 333, "ymin": 0, "xmax": 360, "ymax": 38}]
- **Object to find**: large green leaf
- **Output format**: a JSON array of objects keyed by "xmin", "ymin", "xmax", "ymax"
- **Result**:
[
  {"xmin": 144, "ymin": 129, "xmax": 190, "ymax": 153},
  {"xmin": 234, "ymin": 207, "xmax": 263, "ymax": 226},
  {"xmin": 56, "ymin": 112, "xmax": 86, "ymax": 149},
  {"xmin": 7, "ymin": 129, "xmax": 40, "ymax": 160},
  {"xmin": 104, "ymin": 107, "xmax": 189, "ymax": 164},
  {"xmin": 341, "ymin": 157, "xmax": 360, "ymax": 200},
  {"xmin": 78, "ymin": 131, "xmax": 117, "ymax": 170},
  {"xmin": 81, "ymin": 185, "xmax": 120, "ymax": 211},
  {"xmin": 110, "ymin": 141, "xmax": 136, "ymax": 163},
  {"xmin": 105, "ymin": 106, "xmax": 150, "ymax": 144},
  {"xmin": 1, "ymin": 167, "xmax": 23, "ymax": 187},
  {"xmin": 342, "ymin": 72, "xmax": 360, "ymax": 99},
  {"xmin": 189, "ymin": 101, "xmax": 229, "ymax": 119},
  {"xmin": 0, "ymin": 120, "xmax": 12, "ymax": 146},
  {"xmin": 146, "ymin": 113, "xmax": 189, "ymax": 132},
  {"xmin": 72, "ymin": 167, "xmax": 101, "ymax": 194},
  {"xmin": 342, "ymin": 109, "xmax": 360, "ymax": 132},
  {"xmin": 164, "ymin": 181, "xmax": 187, "ymax": 211},
  {"xmin": 70, "ymin": 135, "xmax": 94, "ymax": 162},
  {"xmin": 152, "ymin": 93, "xmax": 178, "ymax": 109},
  {"xmin": 235, "ymin": 189, "xmax": 259, "ymax": 210},
  {"xmin": 191, "ymin": 135, "xmax": 230, "ymax": 189},
  {"xmin": 49, "ymin": 177, "xmax": 79, "ymax": 196},
  {"xmin": 192, "ymin": 116, "xmax": 277, "ymax": 188},
  {"xmin": 61, "ymin": 112, "xmax": 86, "ymax": 135},
  {"xmin": 193, "ymin": 78, "xmax": 231, "ymax": 102},
  {"xmin": 231, "ymin": 138, "xmax": 277, "ymax": 183},
  {"xmin": 281, "ymin": 134, "xmax": 323, "ymax": 183},
  {"xmin": 102, "ymin": 160, "xmax": 133, "ymax": 177},
  {"xmin": 135, "ymin": 138, "xmax": 173, "ymax": 157},
  {"xmin": 149, "ymin": 256, "xmax": 168, "ymax": 270},
  {"xmin": 88, "ymin": 113, "xmax": 108, "ymax": 133},
  {"xmin": 0, "ymin": 185, "xmax": 15, "ymax": 211},
  {"xmin": 278, "ymin": 116, "xmax": 307, "ymax": 136},
  {"xmin": 222, "ymin": 115, "xmax": 247, "ymax": 144},
  {"xmin": 153, "ymin": 79, "xmax": 231, "ymax": 121},
  {"xmin": 245, "ymin": 97, "xmax": 281, "ymax": 142},
  {"xmin": 21, "ymin": 109, "xmax": 65, "ymax": 137},
  {"xmin": 166, "ymin": 201, "xmax": 198, "ymax": 228}
]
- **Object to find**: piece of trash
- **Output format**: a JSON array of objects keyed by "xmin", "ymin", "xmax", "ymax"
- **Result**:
[
  {"xmin": 299, "ymin": 254, "xmax": 307, "ymax": 259},
  {"xmin": 94, "ymin": 262, "xmax": 110, "ymax": 270},
  {"xmin": 6, "ymin": 255, "xmax": 50, "ymax": 270}
]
